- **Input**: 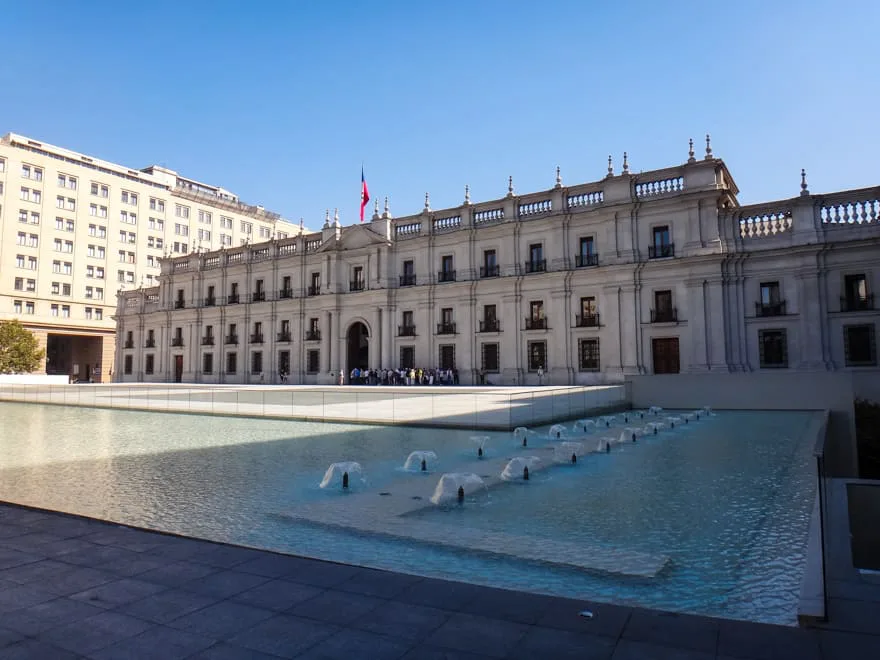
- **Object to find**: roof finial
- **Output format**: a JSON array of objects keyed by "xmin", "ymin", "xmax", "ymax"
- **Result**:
[
  {"xmin": 323, "ymin": 209, "xmax": 330, "ymax": 229},
  {"xmin": 371, "ymin": 198, "xmax": 380, "ymax": 221},
  {"xmin": 800, "ymin": 168, "xmax": 809, "ymax": 196},
  {"xmin": 507, "ymin": 175, "xmax": 514, "ymax": 197},
  {"xmin": 424, "ymin": 192, "xmax": 430, "ymax": 211},
  {"xmin": 464, "ymin": 184, "xmax": 471, "ymax": 205},
  {"xmin": 607, "ymin": 155, "xmax": 613, "ymax": 177},
  {"xmin": 299, "ymin": 218, "xmax": 304, "ymax": 234},
  {"xmin": 622, "ymin": 152, "xmax": 629, "ymax": 174},
  {"xmin": 705, "ymin": 133, "xmax": 713, "ymax": 160},
  {"xmin": 333, "ymin": 208, "xmax": 340, "ymax": 226},
  {"xmin": 688, "ymin": 138, "xmax": 696, "ymax": 163},
  {"xmin": 383, "ymin": 196, "xmax": 391, "ymax": 218},
  {"xmin": 555, "ymin": 166, "xmax": 562, "ymax": 188}
]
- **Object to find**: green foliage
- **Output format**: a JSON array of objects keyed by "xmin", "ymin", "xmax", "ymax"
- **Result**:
[
  {"xmin": 855, "ymin": 398, "xmax": 880, "ymax": 479},
  {"xmin": 0, "ymin": 320, "xmax": 45, "ymax": 374}
]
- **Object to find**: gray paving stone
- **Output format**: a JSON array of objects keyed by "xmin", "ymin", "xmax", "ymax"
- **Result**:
[
  {"xmin": 98, "ymin": 553, "xmax": 170, "ymax": 577},
  {"xmin": 398, "ymin": 578, "xmax": 489, "ymax": 612},
  {"xmin": 825, "ymin": 597, "xmax": 880, "ymax": 635},
  {"xmin": 282, "ymin": 559, "xmax": 361, "ymax": 588},
  {"xmin": 335, "ymin": 566, "xmax": 424, "ymax": 599},
  {"xmin": 537, "ymin": 597, "xmax": 632, "ymax": 638},
  {"xmin": 190, "ymin": 544, "xmax": 267, "ymax": 569},
  {"xmin": 135, "ymin": 560, "xmax": 219, "ymax": 586},
  {"xmin": 0, "ymin": 626, "xmax": 26, "ymax": 648},
  {"xmin": 818, "ymin": 630, "xmax": 880, "ymax": 660},
  {"xmin": 119, "ymin": 588, "xmax": 218, "ymax": 624},
  {"xmin": 231, "ymin": 578, "xmax": 323, "ymax": 611},
  {"xmin": 295, "ymin": 627, "xmax": 412, "ymax": 660},
  {"xmin": 0, "ymin": 558, "xmax": 73, "ymax": 584},
  {"xmin": 39, "ymin": 610, "xmax": 156, "ymax": 654},
  {"xmin": 80, "ymin": 528, "xmax": 164, "ymax": 553},
  {"xmin": 353, "ymin": 600, "xmax": 450, "ymax": 642},
  {"xmin": 226, "ymin": 613, "xmax": 339, "ymax": 658},
  {"xmin": 167, "ymin": 600, "xmax": 275, "ymax": 639},
  {"xmin": 424, "ymin": 612, "xmax": 530, "ymax": 659},
  {"xmin": 23, "ymin": 516, "xmax": 103, "ymax": 539},
  {"xmin": 288, "ymin": 588, "xmax": 383, "ymax": 626},
  {"xmin": 41, "ymin": 565, "xmax": 119, "ymax": 596},
  {"xmin": 0, "ymin": 531, "xmax": 67, "ymax": 552},
  {"xmin": 0, "ymin": 523, "xmax": 33, "ymax": 539},
  {"xmin": 61, "ymin": 543, "xmax": 146, "ymax": 568},
  {"xmin": 611, "ymin": 639, "xmax": 715, "ymax": 660},
  {"xmin": 70, "ymin": 577, "xmax": 168, "ymax": 608},
  {"xmin": 0, "ymin": 638, "xmax": 83, "ymax": 659},
  {"xmin": 622, "ymin": 609, "xmax": 719, "ymax": 654},
  {"xmin": 88, "ymin": 625, "xmax": 217, "ymax": 660},
  {"xmin": 0, "ymin": 508, "xmax": 54, "ymax": 526},
  {"xmin": 0, "ymin": 582, "xmax": 58, "ymax": 614},
  {"xmin": 144, "ymin": 537, "xmax": 210, "ymax": 562},
  {"xmin": 717, "ymin": 619, "xmax": 821, "ymax": 660},
  {"xmin": 400, "ymin": 647, "xmax": 495, "ymax": 660},
  {"xmin": 507, "ymin": 627, "xmax": 616, "ymax": 660},
  {"xmin": 234, "ymin": 553, "xmax": 321, "ymax": 578},
  {"xmin": 458, "ymin": 587, "xmax": 557, "ymax": 625},
  {"xmin": 1, "ymin": 596, "xmax": 106, "ymax": 635},
  {"xmin": 35, "ymin": 537, "xmax": 99, "ymax": 558},
  {"xmin": 191, "ymin": 642, "xmax": 293, "ymax": 659},
  {"xmin": 180, "ymin": 569, "xmax": 270, "ymax": 599},
  {"xmin": 0, "ymin": 547, "xmax": 43, "ymax": 571}
]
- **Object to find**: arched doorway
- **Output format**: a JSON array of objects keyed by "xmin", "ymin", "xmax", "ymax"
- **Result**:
[{"xmin": 346, "ymin": 322, "xmax": 369, "ymax": 374}]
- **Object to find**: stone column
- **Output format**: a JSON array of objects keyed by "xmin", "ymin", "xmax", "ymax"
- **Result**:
[{"xmin": 796, "ymin": 271, "xmax": 825, "ymax": 370}]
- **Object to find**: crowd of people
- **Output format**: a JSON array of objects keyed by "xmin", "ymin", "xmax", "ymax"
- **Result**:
[{"xmin": 348, "ymin": 367, "xmax": 460, "ymax": 386}]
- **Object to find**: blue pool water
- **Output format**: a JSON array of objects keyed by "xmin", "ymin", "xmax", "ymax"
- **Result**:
[{"xmin": 0, "ymin": 403, "xmax": 818, "ymax": 625}]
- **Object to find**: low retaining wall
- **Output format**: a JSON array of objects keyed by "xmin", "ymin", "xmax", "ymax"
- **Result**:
[{"xmin": 0, "ymin": 374, "xmax": 70, "ymax": 385}]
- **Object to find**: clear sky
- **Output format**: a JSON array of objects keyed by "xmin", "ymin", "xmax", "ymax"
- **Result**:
[{"xmin": 2, "ymin": 0, "xmax": 877, "ymax": 227}]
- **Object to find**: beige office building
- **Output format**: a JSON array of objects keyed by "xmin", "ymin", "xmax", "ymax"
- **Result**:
[{"xmin": 0, "ymin": 133, "xmax": 293, "ymax": 380}]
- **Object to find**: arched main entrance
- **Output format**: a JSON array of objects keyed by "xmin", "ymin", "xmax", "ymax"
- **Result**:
[{"xmin": 346, "ymin": 322, "xmax": 369, "ymax": 373}]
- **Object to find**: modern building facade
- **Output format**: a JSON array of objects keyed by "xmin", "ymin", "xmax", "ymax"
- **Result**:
[
  {"xmin": 114, "ymin": 140, "xmax": 880, "ymax": 386},
  {"xmin": 0, "ymin": 133, "xmax": 292, "ymax": 380}
]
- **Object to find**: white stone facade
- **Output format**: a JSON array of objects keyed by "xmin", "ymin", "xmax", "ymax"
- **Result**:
[{"xmin": 114, "ymin": 148, "xmax": 880, "ymax": 386}]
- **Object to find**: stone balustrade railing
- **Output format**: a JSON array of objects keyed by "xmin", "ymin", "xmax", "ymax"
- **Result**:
[
  {"xmin": 473, "ymin": 207, "xmax": 504, "ymax": 224},
  {"xmin": 737, "ymin": 207, "xmax": 793, "ymax": 238},
  {"xmin": 567, "ymin": 190, "xmax": 604, "ymax": 208},
  {"xmin": 518, "ymin": 199, "xmax": 552, "ymax": 216},
  {"xmin": 395, "ymin": 221, "xmax": 422, "ymax": 239},
  {"xmin": 433, "ymin": 215, "xmax": 461, "ymax": 232},
  {"xmin": 304, "ymin": 239, "xmax": 321, "ymax": 252},
  {"xmin": 820, "ymin": 189, "xmax": 879, "ymax": 225},
  {"xmin": 635, "ymin": 176, "xmax": 684, "ymax": 198}
]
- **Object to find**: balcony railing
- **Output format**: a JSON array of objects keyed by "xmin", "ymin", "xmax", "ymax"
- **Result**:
[
  {"xmin": 251, "ymin": 291, "xmax": 266, "ymax": 303},
  {"xmin": 841, "ymin": 294, "xmax": 874, "ymax": 312},
  {"xmin": 575, "ymin": 313, "xmax": 601, "ymax": 327},
  {"xmin": 350, "ymin": 280, "xmax": 365, "ymax": 292},
  {"xmin": 123, "ymin": 340, "xmax": 134, "ymax": 349},
  {"xmin": 480, "ymin": 265, "xmax": 500, "ymax": 278},
  {"xmin": 399, "ymin": 274, "xmax": 417, "ymax": 287},
  {"xmin": 479, "ymin": 320, "xmax": 500, "ymax": 332},
  {"xmin": 524, "ymin": 259, "xmax": 547, "ymax": 274},
  {"xmin": 225, "ymin": 334, "xmax": 238, "ymax": 345},
  {"xmin": 204, "ymin": 296, "xmax": 216, "ymax": 307},
  {"xmin": 437, "ymin": 270, "xmax": 456, "ymax": 283},
  {"xmin": 227, "ymin": 293, "xmax": 240, "ymax": 304},
  {"xmin": 305, "ymin": 330, "xmax": 321, "ymax": 341},
  {"xmin": 436, "ymin": 322, "xmax": 456, "ymax": 335},
  {"xmin": 525, "ymin": 317, "xmax": 547, "ymax": 330},
  {"xmin": 277, "ymin": 332, "xmax": 292, "ymax": 343},
  {"xmin": 650, "ymin": 308, "xmax": 678, "ymax": 323},
  {"xmin": 278, "ymin": 288, "xmax": 293, "ymax": 299},
  {"xmin": 398, "ymin": 325, "xmax": 416, "ymax": 337},
  {"xmin": 575, "ymin": 253, "xmax": 599, "ymax": 267},
  {"xmin": 145, "ymin": 339, "xmax": 156, "ymax": 348},
  {"xmin": 755, "ymin": 301, "xmax": 787, "ymax": 317},
  {"xmin": 174, "ymin": 300, "xmax": 185, "ymax": 309},
  {"xmin": 250, "ymin": 333, "xmax": 264, "ymax": 344},
  {"xmin": 201, "ymin": 336, "xmax": 215, "ymax": 346},
  {"xmin": 171, "ymin": 337, "xmax": 184, "ymax": 347},
  {"xmin": 648, "ymin": 243, "xmax": 675, "ymax": 259},
  {"xmin": 307, "ymin": 285, "xmax": 320, "ymax": 296}
]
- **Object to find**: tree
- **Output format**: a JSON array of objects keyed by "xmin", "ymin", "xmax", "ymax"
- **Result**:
[{"xmin": 0, "ymin": 320, "xmax": 46, "ymax": 374}]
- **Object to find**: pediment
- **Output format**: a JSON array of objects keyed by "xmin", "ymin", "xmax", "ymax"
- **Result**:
[{"xmin": 318, "ymin": 224, "xmax": 390, "ymax": 252}]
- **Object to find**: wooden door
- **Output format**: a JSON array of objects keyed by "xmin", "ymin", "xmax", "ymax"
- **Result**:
[
  {"xmin": 652, "ymin": 338, "xmax": 680, "ymax": 374},
  {"xmin": 174, "ymin": 355, "xmax": 184, "ymax": 382}
]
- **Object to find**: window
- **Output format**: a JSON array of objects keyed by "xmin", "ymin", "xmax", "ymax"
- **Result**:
[
  {"xmin": 528, "ymin": 243, "xmax": 544, "ymax": 272},
  {"xmin": 440, "ymin": 255, "xmax": 455, "ymax": 282},
  {"xmin": 259, "ymin": 226, "xmax": 271, "ymax": 238},
  {"xmin": 62, "ymin": 283, "xmax": 71, "ymax": 296},
  {"xmin": 175, "ymin": 204, "xmax": 190, "ymax": 219},
  {"xmin": 28, "ymin": 256, "xmax": 37, "ymax": 270},
  {"xmin": 13, "ymin": 300, "xmax": 22, "ymax": 314},
  {"xmin": 149, "ymin": 198, "xmax": 165, "ymax": 212},
  {"xmin": 175, "ymin": 223, "xmax": 189, "ymax": 236},
  {"xmin": 85, "ymin": 286, "xmax": 94, "ymax": 299},
  {"xmin": 481, "ymin": 343, "xmax": 500, "ymax": 373},
  {"xmin": 760, "ymin": 282, "xmax": 780, "ymax": 305},
  {"xmin": 310, "ymin": 272, "xmax": 321, "ymax": 294},
  {"xmin": 251, "ymin": 351, "xmax": 263, "ymax": 375},
  {"xmin": 145, "ymin": 354, "xmax": 155, "ymax": 375},
  {"xmin": 529, "ymin": 300, "xmax": 544, "ymax": 323},
  {"xmin": 58, "ymin": 174, "xmax": 77, "ymax": 190},
  {"xmin": 577, "ymin": 236, "xmax": 597, "ymax": 266},
  {"xmin": 17, "ymin": 232, "xmax": 26, "ymax": 245},
  {"xmin": 63, "ymin": 262, "xmax": 72, "ymax": 274},
  {"xmin": 203, "ymin": 353, "xmax": 214, "ymax": 374},
  {"xmin": 401, "ymin": 259, "xmax": 416, "ymax": 285},
  {"xmin": 226, "ymin": 352, "xmax": 238, "ymax": 374},
  {"xmin": 653, "ymin": 290, "xmax": 675, "ymax": 322},
  {"xmin": 241, "ymin": 221, "xmax": 252, "ymax": 235},
  {"xmin": 843, "ymin": 274, "xmax": 871, "ymax": 311},
  {"xmin": 351, "ymin": 266, "xmax": 364, "ymax": 290},
  {"xmin": 85, "ymin": 307, "xmax": 93, "ymax": 319},
  {"xmin": 199, "ymin": 210, "xmax": 212, "ymax": 224},
  {"xmin": 26, "ymin": 279, "xmax": 35, "ymax": 292},
  {"xmin": 124, "ymin": 355, "xmax": 133, "ymax": 375},
  {"xmin": 483, "ymin": 250, "xmax": 497, "ymax": 275},
  {"xmin": 528, "ymin": 341, "xmax": 547, "ymax": 371},
  {"xmin": 400, "ymin": 346, "xmax": 415, "ymax": 369},
  {"xmin": 578, "ymin": 296, "xmax": 598, "ymax": 326},
  {"xmin": 438, "ymin": 345, "xmax": 455, "ymax": 370},
  {"xmin": 650, "ymin": 225, "xmax": 673, "ymax": 258},
  {"xmin": 51, "ymin": 282, "xmax": 60, "ymax": 295},
  {"xmin": 306, "ymin": 350, "xmax": 320, "ymax": 374},
  {"xmin": 148, "ymin": 217, "xmax": 164, "ymax": 230},
  {"xmin": 14, "ymin": 278, "xmax": 23, "ymax": 291},
  {"xmin": 96, "ymin": 287, "xmax": 104, "ymax": 299},
  {"xmin": 18, "ymin": 210, "xmax": 27, "ymax": 223},
  {"xmin": 578, "ymin": 338, "xmax": 600, "ymax": 371},
  {"xmin": 402, "ymin": 310, "xmax": 414, "ymax": 329},
  {"xmin": 29, "ymin": 211, "xmax": 40, "ymax": 225},
  {"xmin": 844, "ymin": 324, "xmax": 876, "ymax": 366},
  {"xmin": 96, "ymin": 268, "xmax": 104, "ymax": 279},
  {"xmin": 61, "ymin": 305, "xmax": 70, "ymax": 318},
  {"xmin": 220, "ymin": 215, "xmax": 233, "ymax": 229},
  {"xmin": 29, "ymin": 234, "xmax": 39, "ymax": 247},
  {"xmin": 759, "ymin": 329, "xmax": 788, "ymax": 368},
  {"xmin": 220, "ymin": 233, "xmax": 232, "ymax": 246},
  {"xmin": 95, "ymin": 308, "xmax": 103, "ymax": 320},
  {"xmin": 16, "ymin": 255, "xmax": 25, "ymax": 268}
]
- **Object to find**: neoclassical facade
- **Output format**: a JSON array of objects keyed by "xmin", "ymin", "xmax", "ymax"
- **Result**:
[{"xmin": 114, "ymin": 142, "xmax": 879, "ymax": 386}]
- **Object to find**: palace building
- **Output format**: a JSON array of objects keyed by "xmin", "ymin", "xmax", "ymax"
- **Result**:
[
  {"xmin": 114, "ymin": 139, "xmax": 879, "ymax": 386},
  {"xmin": 0, "ymin": 133, "xmax": 292, "ymax": 380}
]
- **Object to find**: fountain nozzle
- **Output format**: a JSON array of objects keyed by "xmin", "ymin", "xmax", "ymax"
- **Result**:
[
  {"xmin": 523, "ymin": 466, "xmax": 530, "ymax": 481},
  {"xmin": 605, "ymin": 442, "xmax": 611, "ymax": 453},
  {"xmin": 457, "ymin": 486, "xmax": 465, "ymax": 503},
  {"xmin": 342, "ymin": 472, "xmax": 349, "ymax": 489},
  {"xmin": 420, "ymin": 458, "xmax": 427, "ymax": 472},
  {"xmin": 478, "ymin": 447, "xmax": 483, "ymax": 458},
  {"xmin": 571, "ymin": 453, "xmax": 577, "ymax": 464},
  {"xmin": 522, "ymin": 437, "xmax": 527, "ymax": 447}
]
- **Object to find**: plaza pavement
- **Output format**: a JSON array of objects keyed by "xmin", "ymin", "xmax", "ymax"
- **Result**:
[{"xmin": 1, "ymin": 503, "xmax": 878, "ymax": 659}]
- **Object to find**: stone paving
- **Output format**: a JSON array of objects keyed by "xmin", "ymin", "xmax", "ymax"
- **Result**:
[{"xmin": 2, "ymin": 503, "xmax": 877, "ymax": 659}]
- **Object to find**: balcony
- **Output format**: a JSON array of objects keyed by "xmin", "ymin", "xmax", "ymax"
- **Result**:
[
  {"xmin": 399, "ymin": 274, "xmax": 417, "ymax": 287},
  {"xmin": 755, "ymin": 301, "xmax": 787, "ymax": 317},
  {"xmin": 525, "ymin": 317, "xmax": 547, "ymax": 330},
  {"xmin": 204, "ymin": 296, "xmax": 216, "ymax": 307},
  {"xmin": 307, "ymin": 285, "xmax": 320, "ymax": 297},
  {"xmin": 436, "ymin": 322, "xmax": 456, "ymax": 335},
  {"xmin": 277, "ymin": 332, "xmax": 292, "ymax": 343},
  {"xmin": 227, "ymin": 293, "xmax": 240, "ymax": 304},
  {"xmin": 437, "ymin": 270, "xmax": 456, "ymax": 283},
  {"xmin": 480, "ymin": 265, "xmax": 500, "ymax": 278},
  {"xmin": 145, "ymin": 339, "xmax": 156, "ymax": 348},
  {"xmin": 575, "ymin": 253, "xmax": 599, "ymax": 268},
  {"xmin": 479, "ymin": 320, "xmax": 500, "ymax": 333},
  {"xmin": 524, "ymin": 259, "xmax": 547, "ymax": 274},
  {"xmin": 650, "ymin": 308, "xmax": 678, "ymax": 323},
  {"xmin": 201, "ymin": 336, "xmax": 215, "ymax": 346},
  {"xmin": 225, "ymin": 334, "xmax": 238, "ymax": 345},
  {"xmin": 350, "ymin": 280, "xmax": 365, "ymax": 292},
  {"xmin": 171, "ymin": 337, "xmax": 184, "ymax": 347},
  {"xmin": 398, "ymin": 325, "xmax": 416, "ymax": 337},
  {"xmin": 251, "ymin": 291, "xmax": 266, "ymax": 303},
  {"xmin": 305, "ymin": 330, "xmax": 321, "ymax": 341},
  {"xmin": 278, "ymin": 288, "xmax": 293, "ymax": 299},
  {"xmin": 648, "ymin": 243, "xmax": 675, "ymax": 259},
  {"xmin": 575, "ymin": 313, "xmax": 601, "ymax": 327},
  {"xmin": 174, "ymin": 300, "xmax": 185, "ymax": 309},
  {"xmin": 123, "ymin": 340, "xmax": 134, "ymax": 349},
  {"xmin": 841, "ymin": 294, "xmax": 874, "ymax": 312},
  {"xmin": 250, "ymin": 333, "xmax": 264, "ymax": 344}
]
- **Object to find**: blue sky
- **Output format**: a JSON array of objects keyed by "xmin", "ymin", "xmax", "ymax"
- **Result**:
[{"xmin": 2, "ymin": 1, "xmax": 877, "ymax": 227}]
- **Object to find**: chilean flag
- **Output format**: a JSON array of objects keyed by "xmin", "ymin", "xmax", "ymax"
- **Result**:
[{"xmin": 360, "ymin": 167, "xmax": 370, "ymax": 222}]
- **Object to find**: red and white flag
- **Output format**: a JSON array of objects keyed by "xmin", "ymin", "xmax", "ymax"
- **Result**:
[{"xmin": 360, "ymin": 167, "xmax": 370, "ymax": 222}]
